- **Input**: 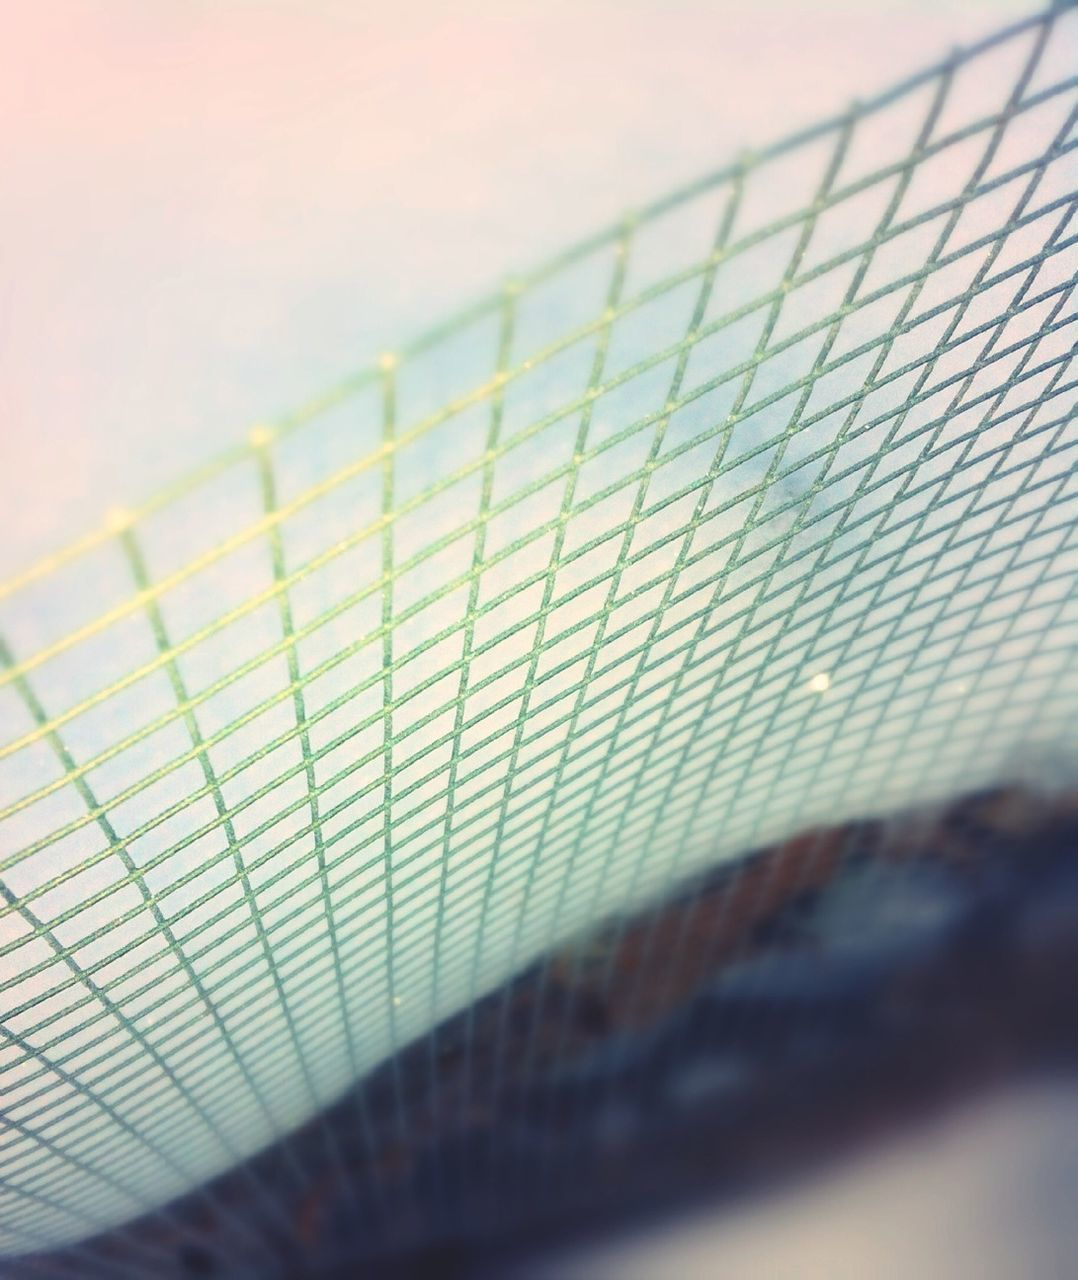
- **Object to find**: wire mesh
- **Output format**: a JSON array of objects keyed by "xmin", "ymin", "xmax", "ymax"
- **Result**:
[{"xmin": 0, "ymin": 4, "xmax": 1076, "ymax": 1266}]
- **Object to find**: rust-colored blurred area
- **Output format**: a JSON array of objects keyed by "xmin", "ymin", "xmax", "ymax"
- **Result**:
[{"xmin": 14, "ymin": 783, "xmax": 1078, "ymax": 1280}]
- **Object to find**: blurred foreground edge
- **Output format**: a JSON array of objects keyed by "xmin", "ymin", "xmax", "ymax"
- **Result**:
[{"xmin": 16, "ymin": 782, "xmax": 1078, "ymax": 1279}]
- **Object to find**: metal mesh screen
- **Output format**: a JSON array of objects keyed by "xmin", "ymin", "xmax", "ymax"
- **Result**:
[{"xmin": 0, "ymin": 5, "xmax": 1076, "ymax": 1267}]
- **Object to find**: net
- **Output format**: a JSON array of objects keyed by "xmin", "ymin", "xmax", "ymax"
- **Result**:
[{"xmin": 1, "ymin": 5, "xmax": 1076, "ymax": 1268}]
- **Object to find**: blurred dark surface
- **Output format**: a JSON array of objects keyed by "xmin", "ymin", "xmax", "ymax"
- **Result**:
[{"xmin": 15, "ymin": 784, "xmax": 1078, "ymax": 1280}]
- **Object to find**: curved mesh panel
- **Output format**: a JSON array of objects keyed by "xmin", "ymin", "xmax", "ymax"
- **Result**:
[{"xmin": 0, "ymin": 6, "xmax": 1075, "ymax": 1273}]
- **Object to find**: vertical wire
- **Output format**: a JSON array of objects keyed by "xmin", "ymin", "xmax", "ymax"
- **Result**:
[
  {"xmin": 482, "ymin": 171, "xmax": 745, "ymax": 1179},
  {"xmin": 519, "ymin": 111, "xmax": 858, "ymax": 1194},
  {"xmin": 0, "ymin": 642, "xmax": 283, "ymax": 1266},
  {"xmin": 458, "ymin": 218, "xmax": 635, "ymax": 1174},
  {"xmin": 253, "ymin": 431, "xmax": 381, "ymax": 1221},
  {"xmin": 591, "ymin": 58, "xmax": 960, "ymax": 1058},
  {"xmin": 377, "ymin": 352, "xmax": 411, "ymax": 1148},
  {"xmin": 117, "ymin": 525, "xmax": 318, "ymax": 1201},
  {"xmin": 607, "ymin": 30, "xmax": 1068, "ymax": 1087},
  {"xmin": 425, "ymin": 284, "xmax": 517, "ymax": 1215}
]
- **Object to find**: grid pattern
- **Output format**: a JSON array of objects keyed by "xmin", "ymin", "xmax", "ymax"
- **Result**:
[{"xmin": 1, "ymin": 6, "xmax": 1076, "ymax": 1260}]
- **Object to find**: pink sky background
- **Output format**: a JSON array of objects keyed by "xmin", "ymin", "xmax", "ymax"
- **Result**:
[{"xmin": 0, "ymin": 0, "xmax": 1036, "ymax": 577}]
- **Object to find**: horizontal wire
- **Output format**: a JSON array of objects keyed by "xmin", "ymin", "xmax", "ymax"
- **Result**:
[
  {"xmin": 1, "ymin": 88, "xmax": 1072, "ymax": 696},
  {"xmin": 0, "ymin": 6, "xmax": 1057, "ymax": 608},
  {"xmin": 3, "ymin": 433, "xmax": 1071, "ymax": 1073},
  {"xmin": 1, "ymin": 206, "xmax": 1072, "ymax": 834},
  {"xmin": 1, "ymin": 329, "xmax": 1071, "ymax": 948}
]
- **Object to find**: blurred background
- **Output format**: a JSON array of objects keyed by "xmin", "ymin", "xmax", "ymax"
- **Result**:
[
  {"xmin": 514, "ymin": 1082, "xmax": 1078, "ymax": 1279},
  {"xmin": 0, "ymin": 0, "xmax": 1040, "ymax": 574}
]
